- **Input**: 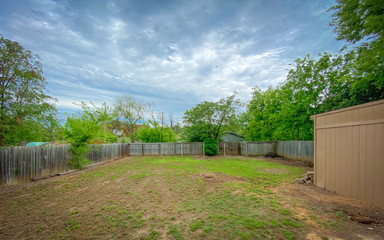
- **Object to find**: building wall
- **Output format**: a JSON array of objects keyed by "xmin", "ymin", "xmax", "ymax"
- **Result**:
[
  {"xmin": 311, "ymin": 99, "xmax": 384, "ymax": 209},
  {"xmin": 222, "ymin": 134, "xmax": 245, "ymax": 142}
]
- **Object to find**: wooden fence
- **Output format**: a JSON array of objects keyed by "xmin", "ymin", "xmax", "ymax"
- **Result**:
[
  {"xmin": 0, "ymin": 142, "xmax": 203, "ymax": 185},
  {"xmin": 240, "ymin": 142, "xmax": 276, "ymax": 157},
  {"xmin": 276, "ymin": 141, "xmax": 314, "ymax": 161},
  {"xmin": 238, "ymin": 141, "xmax": 314, "ymax": 161},
  {"xmin": 0, "ymin": 141, "xmax": 313, "ymax": 186},
  {"xmin": 218, "ymin": 142, "xmax": 241, "ymax": 155}
]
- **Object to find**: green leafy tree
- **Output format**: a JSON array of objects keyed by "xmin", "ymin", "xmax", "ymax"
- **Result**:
[
  {"xmin": 183, "ymin": 93, "xmax": 240, "ymax": 142},
  {"xmin": 330, "ymin": 0, "xmax": 384, "ymax": 102},
  {"xmin": 183, "ymin": 93, "xmax": 240, "ymax": 155},
  {"xmin": 63, "ymin": 102, "xmax": 113, "ymax": 169},
  {"xmin": 243, "ymin": 52, "xmax": 357, "ymax": 141},
  {"xmin": 136, "ymin": 121, "xmax": 177, "ymax": 143},
  {"xmin": 241, "ymin": 86, "xmax": 283, "ymax": 141},
  {"xmin": 281, "ymin": 52, "xmax": 356, "ymax": 140},
  {"xmin": 5, "ymin": 110, "xmax": 61, "ymax": 145},
  {"xmin": 0, "ymin": 35, "xmax": 56, "ymax": 145}
]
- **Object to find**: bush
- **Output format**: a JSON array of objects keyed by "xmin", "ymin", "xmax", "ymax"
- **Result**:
[
  {"xmin": 136, "ymin": 123, "xmax": 177, "ymax": 143},
  {"xmin": 204, "ymin": 138, "xmax": 219, "ymax": 156},
  {"xmin": 69, "ymin": 143, "xmax": 90, "ymax": 169},
  {"xmin": 105, "ymin": 132, "xmax": 118, "ymax": 143}
]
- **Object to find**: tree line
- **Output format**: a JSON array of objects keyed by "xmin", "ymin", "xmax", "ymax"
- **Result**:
[
  {"xmin": 1, "ymin": 0, "xmax": 383, "ymax": 161},
  {"xmin": 242, "ymin": 0, "xmax": 383, "ymax": 141}
]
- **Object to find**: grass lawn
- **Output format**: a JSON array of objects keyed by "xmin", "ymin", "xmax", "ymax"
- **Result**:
[{"xmin": 1, "ymin": 156, "xmax": 378, "ymax": 240}]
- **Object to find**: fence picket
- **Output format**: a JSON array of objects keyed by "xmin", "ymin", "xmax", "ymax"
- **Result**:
[{"xmin": 0, "ymin": 141, "xmax": 312, "ymax": 186}]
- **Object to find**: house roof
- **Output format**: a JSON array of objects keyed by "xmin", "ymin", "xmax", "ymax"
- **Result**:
[{"xmin": 223, "ymin": 131, "xmax": 244, "ymax": 138}]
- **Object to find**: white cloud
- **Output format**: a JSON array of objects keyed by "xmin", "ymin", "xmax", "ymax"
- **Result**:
[{"xmin": 0, "ymin": 0, "xmax": 343, "ymax": 122}]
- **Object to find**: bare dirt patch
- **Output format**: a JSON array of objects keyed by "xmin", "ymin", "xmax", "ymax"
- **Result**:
[
  {"xmin": 198, "ymin": 172, "xmax": 246, "ymax": 183},
  {"xmin": 275, "ymin": 182, "xmax": 384, "ymax": 240}
]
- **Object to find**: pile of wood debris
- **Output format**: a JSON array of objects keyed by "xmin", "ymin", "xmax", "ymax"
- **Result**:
[{"xmin": 297, "ymin": 171, "xmax": 314, "ymax": 184}]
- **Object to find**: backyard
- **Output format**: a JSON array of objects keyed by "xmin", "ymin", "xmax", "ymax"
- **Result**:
[{"xmin": 0, "ymin": 156, "xmax": 383, "ymax": 240}]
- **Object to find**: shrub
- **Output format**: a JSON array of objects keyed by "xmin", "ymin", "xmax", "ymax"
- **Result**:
[
  {"xmin": 204, "ymin": 138, "xmax": 219, "ymax": 156},
  {"xmin": 105, "ymin": 132, "xmax": 118, "ymax": 143}
]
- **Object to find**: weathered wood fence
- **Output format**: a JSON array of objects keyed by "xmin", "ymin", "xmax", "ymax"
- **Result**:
[
  {"xmin": 0, "ymin": 142, "xmax": 203, "ymax": 185},
  {"xmin": 276, "ymin": 141, "xmax": 314, "ymax": 162},
  {"xmin": 0, "ymin": 141, "xmax": 313, "ymax": 186},
  {"xmin": 237, "ymin": 141, "xmax": 314, "ymax": 161}
]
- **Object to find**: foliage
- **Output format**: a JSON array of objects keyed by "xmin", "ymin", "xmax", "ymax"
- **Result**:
[
  {"xmin": 113, "ymin": 95, "xmax": 147, "ymax": 142},
  {"xmin": 171, "ymin": 122, "xmax": 182, "ymax": 134},
  {"xmin": 182, "ymin": 93, "xmax": 241, "ymax": 142},
  {"xmin": 63, "ymin": 102, "xmax": 114, "ymax": 169},
  {"xmin": 330, "ymin": 0, "xmax": 383, "ymax": 44},
  {"xmin": 104, "ymin": 132, "xmax": 118, "ymax": 143},
  {"xmin": 0, "ymin": 35, "xmax": 56, "ymax": 145},
  {"xmin": 242, "ymin": 1, "xmax": 384, "ymax": 142},
  {"xmin": 329, "ymin": 0, "xmax": 384, "ymax": 103},
  {"xmin": 136, "ymin": 121, "xmax": 177, "ymax": 143},
  {"xmin": 242, "ymin": 52, "xmax": 357, "ymax": 141},
  {"xmin": 203, "ymin": 138, "xmax": 219, "ymax": 156}
]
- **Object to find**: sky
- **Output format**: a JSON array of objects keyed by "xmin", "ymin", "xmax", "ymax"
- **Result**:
[{"xmin": 0, "ymin": 0, "xmax": 346, "ymax": 123}]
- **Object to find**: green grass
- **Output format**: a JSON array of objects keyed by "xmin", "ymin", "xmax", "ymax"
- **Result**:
[
  {"xmin": 1, "ymin": 156, "xmax": 310, "ymax": 240},
  {"xmin": 168, "ymin": 224, "xmax": 184, "ymax": 240}
]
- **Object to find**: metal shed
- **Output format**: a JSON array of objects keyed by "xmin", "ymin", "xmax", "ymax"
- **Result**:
[{"xmin": 311, "ymin": 99, "xmax": 384, "ymax": 209}]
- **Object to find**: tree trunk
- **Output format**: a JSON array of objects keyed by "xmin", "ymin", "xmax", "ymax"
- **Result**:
[{"xmin": 297, "ymin": 128, "xmax": 300, "ymax": 141}]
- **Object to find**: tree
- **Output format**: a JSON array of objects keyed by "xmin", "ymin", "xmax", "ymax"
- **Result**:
[
  {"xmin": 168, "ymin": 112, "xmax": 174, "ymax": 128},
  {"xmin": 114, "ymin": 95, "xmax": 147, "ymax": 142},
  {"xmin": 280, "ymin": 52, "xmax": 356, "ymax": 140},
  {"xmin": 183, "ymin": 93, "xmax": 241, "ymax": 151},
  {"xmin": 172, "ymin": 122, "xmax": 182, "ymax": 135},
  {"xmin": 63, "ymin": 102, "xmax": 113, "ymax": 169},
  {"xmin": 40, "ymin": 110, "xmax": 61, "ymax": 142},
  {"xmin": 330, "ymin": 0, "xmax": 384, "ymax": 103},
  {"xmin": 107, "ymin": 118, "xmax": 122, "ymax": 135},
  {"xmin": 243, "ymin": 52, "xmax": 357, "ymax": 141},
  {"xmin": 241, "ymin": 86, "xmax": 283, "ymax": 141},
  {"xmin": 0, "ymin": 35, "xmax": 55, "ymax": 145},
  {"xmin": 330, "ymin": 0, "xmax": 383, "ymax": 45},
  {"xmin": 136, "ymin": 121, "xmax": 177, "ymax": 143}
]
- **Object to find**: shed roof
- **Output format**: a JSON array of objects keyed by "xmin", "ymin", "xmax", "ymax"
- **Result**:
[
  {"xmin": 223, "ymin": 131, "xmax": 244, "ymax": 137},
  {"xmin": 310, "ymin": 99, "xmax": 384, "ymax": 119}
]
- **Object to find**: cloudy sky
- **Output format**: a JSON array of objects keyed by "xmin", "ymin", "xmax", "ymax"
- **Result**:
[{"xmin": 0, "ymin": 0, "xmax": 345, "ymax": 122}]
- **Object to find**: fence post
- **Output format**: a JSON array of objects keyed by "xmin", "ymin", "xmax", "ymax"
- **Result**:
[
  {"xmin": 181, "ymin": 143, "xmax": 183, "ymax": 156},
  {"xmin": 159, "ymin": 143, "xmax": 161, "ymax": 156},
  {"xmin": 274, "ymin": 141, "xmax": 277, "ymax": 154},
  {"xmin": 246, "ymin": 142, "xmax": 248, "ymax": 157},
  {"xmin": 127, "ymin": 143, "xmax": 130, "ymax": 157},
  {"xmin": 141, "ymin": 143, "xmax": 144, "ymax": 156},
  {"xmin": 202, "ymin": 142, "xmax": 205, "ymax": 157},
  {"xmin": 224, "ymin": 143, "xmax": 226, "ymax": 157}
]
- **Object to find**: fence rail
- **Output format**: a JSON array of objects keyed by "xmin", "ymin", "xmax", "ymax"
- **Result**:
[
  {"xmin": 0, "ymin": 142, "xmax": 203, "ymax": 185},
  {"xmin": 0, "ymin": 141, "xmax": 313, "ymax": 186},
  {"xmin": 276, "ymin": 141, "xmax": 314, "ymax": 161},
  {"xmin": 237, "ymin": 141, "xmax": 314, "ymax": 161},
  {"xmin": 239, "ymin": 142, "xmax": 276, "ymax": 157}
]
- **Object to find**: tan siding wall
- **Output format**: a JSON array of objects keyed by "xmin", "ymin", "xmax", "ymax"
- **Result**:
[{"xmin": 312, "ymin": 99, "xmax": 384, "ymax": 209}]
